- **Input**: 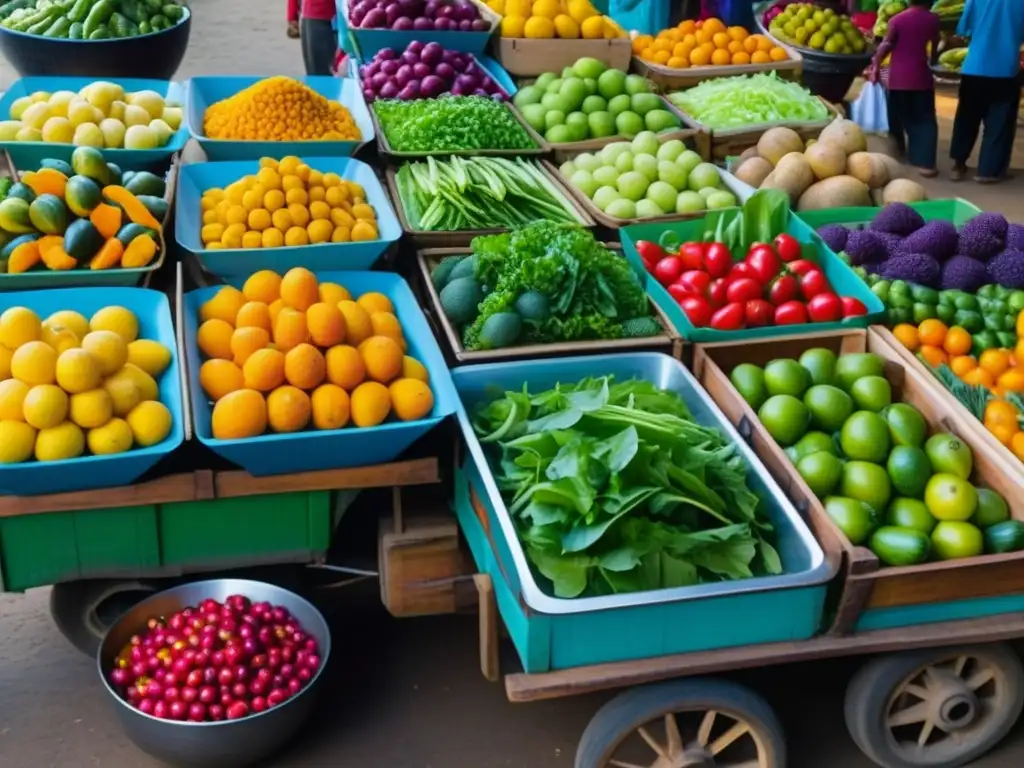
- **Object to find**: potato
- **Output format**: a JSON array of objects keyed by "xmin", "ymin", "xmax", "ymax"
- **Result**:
[
  {"xmin": 757, "ymin": 127, "xmax": 804, "ymax": 166},
  {"xmin": 797, "ymin": 175, "xmax": 872, "ymax": 211},
  {"xmin": 846, "ymin": 152, "xmax": 891, "ymax": 189}
]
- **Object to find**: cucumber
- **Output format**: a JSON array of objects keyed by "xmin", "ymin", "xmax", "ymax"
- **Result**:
[
  {"xmin": 43, "ymin": 15, "xmax": 71, "ymax": 36},
  {"xmin": 66, "ymin": 0, "xmax": 90, "ymax": 21},
  {"xmin": 144, "ymin": 0, "xmax": 162, "ymax": 8},
  {"xmin": 0, "ymin": 0, "xmax": 32, "ymax": 22},
  {"xmin": 120, "ymin": 0, "xmax": 144, "ymax": 23},
  {"xmin": 162, "ymin": 2, "xmax": 183, "ymax": 20},
  {"xmin": 984, "ymin": 520, "xmax": 1024, "ymax": 554},
  {"xmin": 148, "ymin": 12, "xmax": 166, "ymax": 28},
  {"xmin": 137, "ymin": 19, "xmax": 149, "ymax": 33},
  {"xmin": 68, "ymin": 19, "xmax": 82, "ymax": 37},
  {"xmin": 27, "ymin": 11, "xmax": 60, "ymax": 34},
  {"xmin": 87, "ymin": 25, "xmax": 108, "ymax": 38},
  {"xmin": 869, "ymin": 526, "xmax": 931, "ymax": 567}
]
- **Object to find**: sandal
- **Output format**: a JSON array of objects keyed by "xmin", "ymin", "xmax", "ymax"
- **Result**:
[
  {"xmin": 950, "ymin": 165, "xmax": 967, "ymax": 182},
  {"xmin": 975, "ymin": 174, "xmax": 1014, "ymax": 184},
  {"xmin": 915, "ymin": 167, "xmax": 939, "ymax": 178}
]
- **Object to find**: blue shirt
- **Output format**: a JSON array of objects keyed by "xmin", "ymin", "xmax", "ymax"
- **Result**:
[{"xmin": 958, "ymin": 0, "xmax": 1024, "ymax": 79}]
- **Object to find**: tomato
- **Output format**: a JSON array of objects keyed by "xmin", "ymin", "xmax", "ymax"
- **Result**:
[
  {"xmin": 678, "ymin": 269, "xmax": 712, "ymax": 296},
  {"xmin": 768, "ymin": 274, "xmax": 799, "ymax": 306},
  {"xmin": 636, "ymin": 241, "xmax": 667, "ymax": 269},
  {"xmin": 842, "ymin": 297, "xmax": 869, "ymax": 317},
  {"xmin": 679, "ymin": 295, "xmax": 712, "ymax": 327},
  {"xmin": 786, "ymin": 259, "xmax": 817, "ymax": 277},
  {"xmin": 653, "ymin": 256, "xmax": 684, "ymax": 286},
  {"xmin": 774, "ymin": 300, "xmax": 809, "ymax": 325},
  {"xmin": 710, "ymin": 302, "xmax": 745, "ymax": 331},
  {"xmin": 667, "ymin": 283, "xmax": 691, "ymax": 302},
  {"xmin": 729, "ymin": 261, "xmax": 755, "ymax": 280},
  {"xmin": 744, "ymin": 299, "xmax": 774, "ymax": 328},
  {"xmin": 799, "ymin": 268, "xmax": 830, "ymax": 300},
  {"xmin": 679, "ymin": 242, "xmax": 706, "ymax": 271},
  {"xmin": 707, "ymin": 277, "xmax": 730, "ymax": 306},
  {"xmin": 745, "ymin": 243, "xmax": 781, "ymax": 284},
  {"xmin": 704, "ymin": 242, "xmax": 732, "ymax": 278},
  {"xmin": 806, "ymin": 292, "xmax": 843, "ymax": 322},
  {"xmin": 726, "ymin": 277, "xmax": 763, "ymax": 304},
  {"xmin": 773, "ymin": 233, "xmax": 802, "ymax": 262}
]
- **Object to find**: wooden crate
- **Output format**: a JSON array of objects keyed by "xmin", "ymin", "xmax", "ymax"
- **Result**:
[
  {"xmin": 693, "ymin": 328, "xmax": 1024, "ymax": 636},
  {"xmin": 493, "ymin": 37, "xmax": 633, "ymax": 77},
  {"xmin": 416, "ymin": 246, "xmax": 683, "ymax": 364},
  {"xmin": 632, "ymin": 44, "xmax": 803, "ymax": 91}
]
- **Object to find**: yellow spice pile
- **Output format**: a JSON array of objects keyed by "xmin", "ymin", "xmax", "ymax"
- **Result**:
[{"xmin": 204, "ymin": 76, "xmax": 361, "ymax": 142}]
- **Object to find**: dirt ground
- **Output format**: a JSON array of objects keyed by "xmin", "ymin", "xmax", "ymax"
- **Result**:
[{"xmin": 2, "ymin": 2, "xmax": 1024, "ymax": 767}]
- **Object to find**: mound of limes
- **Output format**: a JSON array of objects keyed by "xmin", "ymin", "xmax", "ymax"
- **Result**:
[
  {"xmin": 730, "ymin": 347, "xmax": 1024, "ymax": 566},
  {"xmin": 0, "ymin": 304, "xmax": 174, "ymax": 464},
  {"xmin": 197, "ymin": 268, "xmax": 435, "ymax": 441}
]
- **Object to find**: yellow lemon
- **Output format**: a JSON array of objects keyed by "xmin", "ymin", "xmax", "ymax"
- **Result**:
[
  {"xmin": 402, "ymin": 356, "xmax": 430, "ymax": 383},
  {"xmin": 502, "ymin": 11, "xmax": 527, "ymax": 34},
  {"xmin": 81, "ymin": 330, "xmax": 128, "ymax": 376},
  {"xmin": 56, "ymin": 348, "xmax": 102, "ymax": 394},
  {"xmin": 10, "ymin": 341, "xmax": 57, "ymax": 386},
  {"xmin": 0, "ymin": 378, "xmax": 29, "ymax": 420},
  {"xmin": 580, "ymin": 14, "xmax": 604, "ymax": 38},
  {"xmin": 23, "ymin": 384, "xmax": 69, "ymax": 429},
  {"xmin": 68, "ymin": 388, "xmax": 114, "ymax": 429},
  {"xmin": 89, "ymin": 306, "xmax": 139, "ymax": 343},
  {"xmin": 310, "ymin": 383, "xmax": 350, "ymax": 430},
  {"xmin": 35, "ymin": 420, "xmax": 85, "ymax": 461},
  {"xmin": 318, "ymin": 282, "xmax": 351, "ymax": 304},
  {"xmin": 0, "ymin": 344, "xmax": 12, "ymax": 380},
  {"xmin": 103, "ymin": 372, "xmax": 142, "ymax": 417},
  {"xmin": 531, "ymin": 0, "xmax": 560, "ymax": 18},
  {"xmin": 524, "ymin": 15, "xmax": 555, "ymax": 38},
  {"xmin": 87, "ymin": 417, "xmax": 134, "ymax": 455},
  {"xmin": 0, "ymin": 420, "xmax": 35, "ymax": 463},
  {"xmin": 40, "ymin": 324, "xmax": 80, "ymax": 354},
  {"xmin": 242, "ymin": 270, "xmax": 283, "ymax": 304},
  {"xmin": 121, "ymin": 364, "xmax": 159, "ymax": 402},
  {"xmin": 567, "ymin": 0, "xmax": 597, "ymax": 22},
  {"xmin": 389, "ymin": 378, "xmax": 434, "ymax": 421},
  {"xmin": 0, "ymin": 306, "xmax": 42, "ymax": 349},
  {"xmin": 125, "ymin": 400, "xmax": 173, "ymax": 447},
  {"xmin": 127, "ymin": 340, "xmax": 172, "ymax": 377},
  {"xmin": 553, "ymin": 14, "xmax": 580, "ymax": 38}
]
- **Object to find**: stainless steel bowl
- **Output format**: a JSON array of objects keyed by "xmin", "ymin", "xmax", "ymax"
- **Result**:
[{"xmin": 97, "ymin": 579, "xmax": 331, "ymax": 767}]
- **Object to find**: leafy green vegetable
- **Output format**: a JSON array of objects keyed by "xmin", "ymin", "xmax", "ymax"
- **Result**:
[
  {"xmin": 396, "ymin": 156, "xmax": 585, "ymax": 232},
  {"xmin": 374, "ymin": 96, "xmax": 537, "ymax": 153},
  {"xmin": 933, "ymin": 363, "xmax": 990, "ymax": 420},
  {"xmin": 699, "ymin": 189, "xmax": 791, "ymax": 256},
  {"xmin": 472, "ymin": 376, "xmax": 783, "ymax": 598},
  {"xmin": 460, "ymin": 222, "xmax": 652, "ymax": 349},
  {"xmin": 668, "ymin": 72, "xmax": 830, "ymax": 130}
]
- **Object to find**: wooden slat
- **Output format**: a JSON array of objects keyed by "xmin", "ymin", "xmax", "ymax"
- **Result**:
[
  {"xmin": 213, "ymin": 457, "xmax": 440, "ymax": 499},
  {"xmin": 0, "ymin": 472, "xmax": 204, "ymax": 518},
  {"xmin": 504, "ymin": 613, "xmax": 1024, "ymax": 703}
]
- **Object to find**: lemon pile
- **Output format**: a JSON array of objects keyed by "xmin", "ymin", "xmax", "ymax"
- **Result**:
[
  {"xmin": 0, "ymin": 305, "xmax": 174, "ymax": 464},
  {"xmin": 492, "ymin": 0, "xmax": 626, "ymax": 40},
  {"xmin": 200, "ymin": 156, "xmax": 380, "ymax": 250},
  {"xmin": 197, "ymin": 267, "xmax": 434, "ymax": 441}
]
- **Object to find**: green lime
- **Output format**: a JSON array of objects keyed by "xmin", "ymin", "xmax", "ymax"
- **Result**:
[
  {"xmin": 798, "ymin": 348, "xmax": 837, "ymax": 386},
  {"xmin": 824, "ymin": 496, "xmax": 879, "ymax": 545},
  {"xmin": 797, "ymin": 451, "xmax": 843, "ymax": 498},
  {"xmin": 835, "ymin": 353, "xmax": 885, "ymax": 392},
  {"xmin": 881, "ymin": 403, "xmax": 928, "ymax": 448},
  {"xmin": 730, "ymin": 363, "xmax": 767, "ymax": 409},
  {"xmin": 971, "ymin": 488, "xmax": 1010, "ymax": 529},
  {"xmin": 931, "ymin": 521, "xmax": 984, "ymax": 560},
  {"xmin": 870, "ymin": 526, "xmax": 931, "ymax": 566},
  {"xmin": 924, "ymin": 433, "xmax": 974, "ymax": 480},
  {"xmin": 786, "ymin": 431, "xmax": 836, "ymax": 463},
  {"xmin": 840, "ymin": 411, "xmax": 891, "ymax": 463},
  {"xmin": 850, "ymin": 376, "xmax": 892, "ymax": 412},
  {"xmin": 758, "ymin": 394, "xmax": 810, "ymax": 447},
  {"xmin": 840, "ymin": 460, "xmax": 892, "ymax": 512},
  {"xmin": 886, "ymin": 446, "xmax": 932, "ymax": 498},
  {"xmin": 764, "ymin": 359, "xmax": 810, "ymax": 397},
  {"xmin": 924, "ymin": 474, "xmax": 978, "ymax": 522},
  {"xmin": 803, "ymin": 385, "xmax": 853, "ymax": 433},
  {"xmin": 886, "ymin": 497, "xmax": 936, "ymax": 534}
]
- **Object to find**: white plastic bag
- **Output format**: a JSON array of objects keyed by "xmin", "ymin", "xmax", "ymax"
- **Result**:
[{"xmin": 851, "ymin": 81, "xmax": 890, "ymax": 134}]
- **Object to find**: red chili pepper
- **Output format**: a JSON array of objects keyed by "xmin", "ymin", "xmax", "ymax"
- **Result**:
[
  {"xmin": 703, "ymin": 242, "xmax": 732, "ymax": 278},
  {"xmin": 774, "ymin": 301, "xmax": 809, "ymax": 326},
  {"xmin": 744, "ymin": 299, "xmax": 774, "ymax": 328},
  {"xmin": 710, "ymin": 302, "xmax": 745, "ymax": 331},
  {"xmin": 807, "ymin": 292, "xmax": 843, "ymax": 322},
  {"xmin": 679, "ymin": 295, "xmax": 712, "ymax": 327},
  {"xmin": 726, "ymin": 277, "xmax": 763, "ymax": 304},
  {"xmin": 653, "ymin": 256, "xmax": 684, "ymax": 286},
  {"xmin": 773, "ymin": 233, "xmax": 802, "ymax": 262},
  {"xmin": 768, "ymin": 274, "xmax": 799, "ymax": 306},
  {"xmin": 745, "ymin": 243, "xmax": 781, "ymax": 284}
]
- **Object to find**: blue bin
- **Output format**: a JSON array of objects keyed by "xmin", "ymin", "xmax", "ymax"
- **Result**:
[
  {"xmin": 175, "ymin": 157, "xmax": 401, "ymax": 276},
  {"xmin": 186, "ymin": 76, "xmax": 374, "ymax": 161},
  {"xmin": 0, "ymin": 287, "xmax": 184, "ymax": 496},
  {"xmin": 183, "ymin": 271, "xmax": 457, "ymax": 476},
  {"xmin": 0, "ymin": 77, "xmax": 187, "ymax": 170},
  {"xmin": 452, "ymin": 353, "xmax": 834, "ymax": 672},
  {"xmin": 338, "ymin": 0, "xmax": 499, "ymax": 59}
]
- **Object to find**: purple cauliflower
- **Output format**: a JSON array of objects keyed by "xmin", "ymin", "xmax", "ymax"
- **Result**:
[
  {"xmin": 1006, "ymin": 223, "xmax": 1024, "ymax": 251},
  {"xmin": 988, "ymin": 249, "xmax": 1024, "ymax": 289},
  {"xmin": 877, "ymin": 253, "xmax": 942, "ymax": 288},
  {"xmin": 940, "ymin": 255, "xmax": 989, "ymax": 292},
  {"xmin": 958, "ymin": 213, "xmax": 1008, "ymax": 261},
  {"xmin": 870, "ymin": 203, "xmax": 926, "ymax": 237},
  {"xmin": 818, "ymin": 224, "xmax": 850, "ymax": 254},
  {"xmin": 845, "ymin": 229, "xmax": 889, "ymax": 267},
  {"xmin": 874, "ymin": 232, "xmax": 903, "ymax": 258},
  {"xmin": 899, "ymin": 220, "xmax": 959, "ymax": 262}
]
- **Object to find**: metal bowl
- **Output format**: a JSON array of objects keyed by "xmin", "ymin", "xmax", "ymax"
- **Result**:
[
  {"xmin": 97, "ymin": 578, "xmax": 331, "ymax": 767},
  {"xmin": 0, "ymin": 9, "xmax": 191, "ymax": 80}
]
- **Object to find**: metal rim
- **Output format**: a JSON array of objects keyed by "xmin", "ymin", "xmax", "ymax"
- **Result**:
[
  {"xmin": 600, "ymin": 708, "xmax": 770, "ymax": 768},
  {"xmin": 882, "ymin": 652, "xmax": 1013, "ymax": 765}
]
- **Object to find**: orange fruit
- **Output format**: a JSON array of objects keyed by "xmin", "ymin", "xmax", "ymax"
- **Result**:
[
  {"xmin": 702, "ymin": 17, "xmax": 725, "ymax": 34},
  {"xmin": 711, "ymin": 48, "xmax": 731, "ymax": 65},
  {"xmin": 310, "ymin": 383, "xmax": 350, "ymax": 430},
  {"xmin": 230, "ymin": 326, "xmax": 270, "ymax": 367},
  {"xmin": 942, "ymin": 326, "xmax": 972, "ymax": 356},
  {"xmin": 197, "ymin": 319, "xmax": 234, "ymax": 360},
  {"xmin": 242, "ymin": 348, "xmax": 286, "ymax": 392},
  {"xmin": 652, "ymin": 50, "xmax": 670, "ymax": 64},
  {"xmin": 324, "ymin": 344, "xmax": 365, "ymax": 391},
  {"xmin": 712, "ymin": 32, "xmax": 730, "ymax": 48},
  {"xmin": 359, "ymin": 335, "xmax": 403, "ymax": 383},
  {"xmin": 284, "ymin": 343, "xmax": 326, "ymax": 390},
  {"xmin": 756, "ymin": 35, "xmax": 774, "ymax": 52},
  {"xmin": 199, "ymin": 359, "xmax": 244, "ymax": 402},
  {"xmin": 242, "ymin": 270, "xmax": 282, "ymax": 304},
  {"xmin": 949, "ymin": 355, "xmax": 977, "ymax": 377},
  {"xmin": 727, "ymin": 40, "xmax": 743, "ymax": 54},
  {"xmin": 306, "ymin": 302, "xmax": 346, "ymax": 347},
  {"xmin": 984, "ymin": 399, "xmax": 1019, "ymax": 430},
  {"xmin": 979, "ymin": 349, "xmax": 1011, "ymax": 378},
  {"xmin": 694, "ymin": 28, "xmax": 711, "ymax": 45},
  {"xmin": 989, "ymin": 422, "xmax": 1018, "ymax": 446},
  {"xmin": 751, "ymin": 50, "xmax": 771, "ymax": 63},
  {"xmin": 918, "ymin": 319, "xmax": 948, "ymax": 348},
  {"xmin": 731, "ymin": 51, "xmax": 751, "ymax": 64},
  {"xmin": 962, "ymin": 368, "xmax": 994, "ymax": 388},
  {"xmin": 266, "ymin": 385, "xmax": 311, "ymax": 433},
  {"xmin": 728, "ymin": 25, "xmax": 748, "ymax": 40},
  {"xmin": 350, "ymin": 381, "xmax": 391, "ymax": 428},
  {"xmin": 279, "ymin": 267, "xmax": 319, "ymax": 311},
  {"xmin": 918, "ymin": 345, "xmax": 947, "ymax": 367},
  {"xmin": 273, "ymin": 307, "xmax": 310, "ymax": 352},
  {"xmin": 769, "ymin": 46, "xmax": 788, "ymax": 61},
  {"xmin": 1012, "ymin": 431, "xmax": 1024, "ymax": 462},
  {"xmin": 337, "ymin": 301, "xmax": 373, "ymax": 346},
  {"xmin": 891, "ymin": 323, "xmax": 920, "ymax": 351},
  {"xmin": 211, "ymin": 389, "xmax": 267, "ymax": 440},
  {"xmin": 388, "ymin": 378, "xmax": 434, "ymax": 422},
  {"xmin": 235, "ymin": 301, "xmax": 273, "ymax": 333},
  {"xmin": 667, "ymin": 56, "xmax": 688, "ymax": 68},
  {"xmin": 402, "ymin": 356, "xmax": 429, "ymax": 383},
  {"xmin": 743, "ymin": 36, "xmax": 759, "ymax": 53},
  {"xmin": 200, "ymin": 286, "xmax": 245, "ymax": 326},
  {"xmin": 689, "ymin": 47, "xmax": 711, "ymax": 66},
  {"xmin": 998, "ymin": 369, "xmax": 1024, "ymax": 393}
]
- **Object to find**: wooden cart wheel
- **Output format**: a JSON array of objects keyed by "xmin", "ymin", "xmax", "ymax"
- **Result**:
[
  {"xmin": 49, "ymin": 579, "xmax": 162, "ymax": 657},
  {"xmin": 844, "ymin": 643, "xmax": 1024, "ymax": 768},
  {"xmin": 575, "ymin": 678, "xmax": 785, "ymax": 768}
]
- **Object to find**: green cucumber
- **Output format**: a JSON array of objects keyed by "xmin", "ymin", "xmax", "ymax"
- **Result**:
[
  {"xmin": 68, "ymin": 19, "xmax": 83, "ymax": 37},
  {"xmin": 43, "ymin": 15, "xmax": 71, "ymax": 36},
  {"xmin": 984, "ymin": 520, "xmax": 1024, "ymax": 554}
]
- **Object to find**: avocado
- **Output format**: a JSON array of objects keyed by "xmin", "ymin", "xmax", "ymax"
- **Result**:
[
  {"xmin": 448, "ymin": 255, "xmax": 476, "ymax": 282},
  {"xmin": 478, "ymin": 312, "xmax": 522, "ymax": 349},
  {"xmin": 6, "ymin": 182, "xmax": 35, "ymax": 203},
  {"xmin": 514, "ymin": 290, "xmax": 550, "ymax": 322},
  {"xmin": 431, "ymin": 256, "xmax": 464, "ymax": 291},
  {"xmin": 124, "ymin": 170, "xmax": 166, "ymax": 198},
  {"xmin": 40, "ymin": 158, "xmax": 74, "ymax": 177},
  {"xmin": 621, "ymin": 316, "xmax": 661, "ymax": 338},
  {"xmin": 439, "ymin": 277, "xmax": 483, "ymax": 326}
]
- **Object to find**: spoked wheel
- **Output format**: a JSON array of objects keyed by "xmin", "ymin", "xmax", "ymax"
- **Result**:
[
  {"xmin": 576, "ymin": 678, "xmax": 785, "ymax": 768},
  {"xmin": 845, "ymin": 644, "xmax": 1024, "ymax": 768},
  {"xmin": 50, "ymin": 578, "xmax": 164, "ymax": 657}
]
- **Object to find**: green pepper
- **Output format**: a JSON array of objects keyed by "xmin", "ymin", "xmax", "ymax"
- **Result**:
[
  {"xmin": 910, "ymin": 284, "xmax": 939, "ymax": 304},
  {"xmin": 1005, "ymin": 313, "xmax": 1017, "ymax": 330},
  {"xmin": 998, "ymin": 331, "xmax": 1018, "ymax": 348},
  {"xmin": 82, "ymin": 0, "xmax": 113, "ymax": 35},
  {"xmin": 978, "ymin": 284, "xmax": 997, "ymax": 299},
  {"xmin": 120, "ymin": 0, "xmax": 144, "ymax": 23},
  {"xmin": 1008, "ymin": 291, "xmax": 1024, "ymax": 313},
  {"xmin": 137, "ymin": 18, "xmax": 149, "ymax": 33},
  {"xmin": 954, "ymin": 294, "xmax": 978, "ymax": 311},
  {"xmin": 912, "ymin": 303, "xmax": 937, "ymax": 324},
  {"xmin": 889, "ymin": 279, "xmax": 910, "ymax": 300},
  {"xmin": 144, "ymin": 0, "xmax": 162, "ymax": 8},
  {"xmin": 984, "ymin": 313, "xmax": 1006, "ymax": 332},
  {"xmin": 162, "ymin": 2, "xmax": 182, "ymax": 20},
  {"xmin": 889, "ymin": 294, "xmax": 913, "ymax": 310},
  {"xmin": 972, "ymin": 331, "xmax": 999, "ymax": 355},
  {"xmin": 87, "ymin": 24, "xmax": 108, "ymax": 37},
  {"xmin": 936, "ymin": 304, "xmax": 956, "ymax": 324},
  {"xmin": 871, "ymin": 280, "xmax": 891, "ymax": 303},
  {"xmin": 43, "ymin": 15, "xmax": 71, "ymax": 35},
  {"xmin": 148, "ymin": 12, "xmax": 166, "ymax": 28},
  {"xmin": 26, "ymin": 8, "xmax": 61, "ymax": 34},
  {"xmin": 953, "ymin": 310, "xmax": 983, "ymax": 333},
  {"xmin": 887, "ymin": 307, "xmax": 912, "ymax": 325}
]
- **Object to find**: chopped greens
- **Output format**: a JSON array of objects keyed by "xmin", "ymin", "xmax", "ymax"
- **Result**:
[
  {"xmin": 668, "ymin": 72, "xmax": 830, "ymax": 131},
  {"xmin": 472, "ymin": 376, "xmax": 782, "ymax": 598},
  {"xmin": 374, "ymin": 96, "xmax": 537, "ymax": 153}
]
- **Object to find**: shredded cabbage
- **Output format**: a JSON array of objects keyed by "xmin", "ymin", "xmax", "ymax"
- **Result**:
[{"xmin": 668, "ymin": 72, "xmax": 829, "ymax": 130}]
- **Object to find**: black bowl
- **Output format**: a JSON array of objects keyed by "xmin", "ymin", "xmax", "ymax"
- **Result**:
[{"xmin": 0, "ymin": 9, "xmax": 191, "ymax": 80}]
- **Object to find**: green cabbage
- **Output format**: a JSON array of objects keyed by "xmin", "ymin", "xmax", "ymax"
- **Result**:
[{"xmin": 668, "ymin": 72, "xmax": 830, "ymax": 130}]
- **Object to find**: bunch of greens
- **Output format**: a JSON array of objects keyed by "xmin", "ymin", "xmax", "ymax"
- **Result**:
[
  {"xmin": 396, "ymin": 156, "xmax": 584, "ymax": 232},
  {"xmin": 374, "ymin": 96, "xmax": 537, "ymax": 153},
  {"xmin": 668, "ymin": 73, "xmax": 830, "ymax": 130},
  {"xmin": 461, "ymin": 222, "xmax": 652, "ymax": 349},
  {"xmin": 472, "ymin": 376, "xmax": 782, "ymax": 598}
]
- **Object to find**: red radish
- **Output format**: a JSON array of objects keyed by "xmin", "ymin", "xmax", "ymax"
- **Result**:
[
  {"xmin": 799, "ymin": 269, "xmax": 829, "ymax": 300},
  {"xmin": 679, "ymin": 242, "xmax": 706, "ymax": 271},
  {"xmin": 677, "ymin": 270, "xmax": 711, "ymax": 296},
  {"xmin": 707, "ymin": 278, "xmax": 730, "ymax": 306},
  {"xmin": 636, "ymin": 240, "xmax": 666, "ymax": 268},
  {"xmin": 654, "ymin": 257, "xmax": 684, "ymax": 286},
  {"xmin": 786, "ymin": 259, "xmax": 817, "ymax": 277}
]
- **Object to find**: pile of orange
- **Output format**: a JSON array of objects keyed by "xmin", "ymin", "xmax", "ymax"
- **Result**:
[{"xmin": 633, "ymin": 17, "xmax": 788, "ymax": 69}]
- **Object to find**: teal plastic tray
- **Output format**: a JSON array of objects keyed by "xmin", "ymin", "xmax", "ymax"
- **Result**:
[
  {"xmin": 337, "ymin": 0, "xmax": 500, "ymax": 59},
  {"xmin": 452, "ymin": 353, "xmax": 832, "ymax": 673},
  {"xmin": 620, "ymin": 213, "xmax": 886, "ymax": 343},
  {"xmin": 796, "ymin": 198, "xmax": 984, "ymax": 230}
]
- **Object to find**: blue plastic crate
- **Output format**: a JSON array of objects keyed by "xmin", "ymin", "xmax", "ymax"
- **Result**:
[
  {"xmin": 620, "ymin": 213, "xmax": 886, "ymax": 342},
  {"xmin": 0, "ymin": 77, "xmax": 187, "ymax": 170},
  {"xmin": 186, "ymin": 76, "xmax": 374, "ymax": 161},
  {"xmin": 452, "ymin": 352, "xmax": 834, "ymax": 672},
  {"xmin": 338, "ymin": 0, "xmax": 499, "ymax": 59},
  {"xmin": 183, "ymin": 271, "xmax": 457, "ymax": 476},
  {"xmin": 175, "ymin": 157, "xmax": 400, "ymax": 276},
  {"xmin": 0, "ymin": 288, "xmax": 184, "ymax": 496}
]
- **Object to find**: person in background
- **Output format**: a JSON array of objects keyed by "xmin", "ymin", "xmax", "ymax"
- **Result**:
[
  {"xmin": 869, "ymin": 0, "xmax": 941, "ymax": 177},
  {"xmin": 301, "ymin": 0, "xmax": 338, "ymax": 75},
  {"xmin": 287, "ymin": 0, "xmax": 300, "ymax": 39},
  {"xmin": 949, "ymin": 0, "xmax": 1024, "ymax": 184}
]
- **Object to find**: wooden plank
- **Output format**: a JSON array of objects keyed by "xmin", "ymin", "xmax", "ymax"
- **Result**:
[
  {"xmin": 213, "ymin": 458, "xmax": 440, "ymax": 499},
  {"xmin": 0, "ymin": 473, "xmax": 202, "ymax": 518},
  {"xmin": 504, "ymin": 613, "xmax": 1024, "ymax": 703},
  {"xmin": 475, "ymin": 574, "xmax": 500, "ymax": 683}
]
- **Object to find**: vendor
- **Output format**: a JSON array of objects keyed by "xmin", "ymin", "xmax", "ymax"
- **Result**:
[
  {"xmin": 299, "ymin": 0, "xmax": 338, "ymax": 76},
  {"xmin": 949, "ymin": 0, "xmax": 1024, "ymax": 184}
]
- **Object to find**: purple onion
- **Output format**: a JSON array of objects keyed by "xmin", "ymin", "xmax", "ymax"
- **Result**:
[
  {"xmin": 371, "ymin": 71, "xmax": 389, "ymax": 89},
  {"xmin": 451, "ymin": 53, "xmax": 467, "ymax": 69},
  {"xmin": 420, "ymin": 74, "xmax": 445, "ymax": 97},
  {"xmin": 434, "ymin": 62, "xmax": 454, "ymax": 80},
  {"xmin": 452, "ymin": 0, "xmax": 478, "ymax": 20},
  {"xmin": 376, "ymin": 48, "xmax": 397, "ymax": 60},
  {"xmin": 424, "ymin": 0, "xmax": 439, "ymax": 14},
  {"xmin": 455, "ymin": 73, "xmax": 479, "ymax": 91},
  {"xmin": 412, "ymin": 16, "xmax": 432, "ymax": 29},
  {"xmin": 381, "ymin": 59, "xmax": 399, "ymax": 75},
  {"xmin": 400, "ymin": 50, "xmax": 420, "ymax": 65},
  {"xmin": 458, "ymin": 18, "xmax": 472, "ymax": 30},
  {"xmin": 397, "ymin": 82, "xmax": 420, "ymax": 100},
  {"xmin": 472, "ymin": 87, "xmax": 489, "ymax": 97},
  {"xmin": 435, "ymin": 4, "xmax": 453, "ymax": 18},
  {"xmin": 392, "ymin": 15, "xmax": 414, "ymax": 29},
  {"xmin": 440, "ymin": 48, "xmax": 458, "ymax": 64},
  {"xmin": 470, "ymin": 18, "xmax": 489, "ymax": 30},
  {"xmin": 406, "ymin": 39, "xmax": 424, "ymax": 53},
  {"xmin": 422, "ymin": 41, "xmax": 443, "ymax": 61},
  {"xmin": 384, "ymin": 3, "xmax": 402, "ymax": 24},
  {"xmin": 379, "ymin": 81, "xmax": 399, "ymax": 99},
  {"xmin": 412, "ymin": 62, "xmax": 431, "ymax": 78},
  {"xmin": 394, "ymin": 64, "xmax": 413, "ymax": 87},
  {"xmin": 362, "ymin": 7, "xmax": 387, "ymax": 26}
]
